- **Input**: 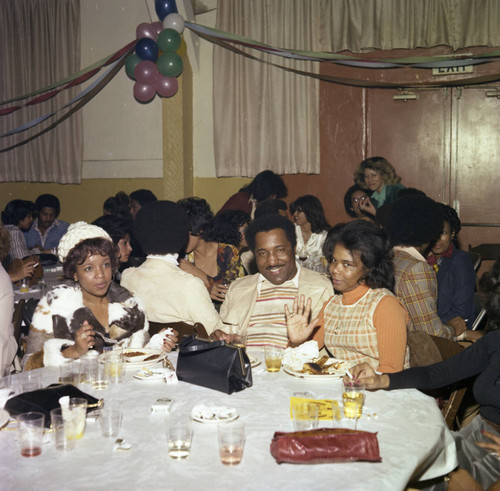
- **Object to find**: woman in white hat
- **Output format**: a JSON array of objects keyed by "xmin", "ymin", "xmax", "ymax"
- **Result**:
[{"xmin": 24, "ymin": 222, "xmax": 174, "ymax": 368}]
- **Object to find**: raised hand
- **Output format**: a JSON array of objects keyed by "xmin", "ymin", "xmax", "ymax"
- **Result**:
[
  {"xmin": 284, "ymin": 295, "xmax": 319, "ymax": 347},
  {"xmin": 74, "ymin": 320, "xmax": 96, "ymax": 355}
]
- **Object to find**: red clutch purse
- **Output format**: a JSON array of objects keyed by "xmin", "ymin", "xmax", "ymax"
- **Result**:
[{"xmin": 270, "ymin": 428, "xmax": 382, "ymax": 464}]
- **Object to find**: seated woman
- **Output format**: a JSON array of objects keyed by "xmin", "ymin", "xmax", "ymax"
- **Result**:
[
  {"xmin": 1, "ymin": 200, "xmax": 34, "ymax": 263},
  {"xmin": 290, "ymin": 195, "xmax": 330, "ymax": 264},
  {"xmin": 24, "ymin": 222, "xmax": 175, "ymax": 369},
  {"xmin": 217, "ymin": 170, "xmax": 288, "ymax": 218},
  {"xmin": 92, "ymin": 215, "xmax": 133, "ymax": 282},
  {"xmin": 427, "ymin": 204, "xmax": 476, "ymax": 331},
  {"xmin": 286, "ymin": 220, "xmax": 409, "ymax": 373},
  {"xmin": 350, "ymin": 260, "xmax": 500, "ymax": 491},
  {"xmin": 121, "ymin": 201, "xmax": 223, "ymax": 334},
  {"xmin": 353, "ymin": 157, "xmax": 405, "ymax": 217},
  {"xmin": 177, "ymin": 197, "xmax": 245, "ymax": 303}
]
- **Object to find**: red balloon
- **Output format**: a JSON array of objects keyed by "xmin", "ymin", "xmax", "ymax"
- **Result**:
[
  {"xmin": 134, "ymin": 82, "xmax": 156, "ymax": 103},
  {"xmin": 156, "ymin": 75, "xmax": 178, "ymax": 97},
  {"xmin": 136, "ymin": 22, "xmax": 158, "ymax": 41},
  {"xmin": 134, "ymin": 60, "xmax": 159, "ymax": 85}
]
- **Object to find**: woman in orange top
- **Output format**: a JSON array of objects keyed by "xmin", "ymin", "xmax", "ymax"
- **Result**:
[{"xmin": 286, "ymin": 220, "xmax": 409, "ymax": 373}]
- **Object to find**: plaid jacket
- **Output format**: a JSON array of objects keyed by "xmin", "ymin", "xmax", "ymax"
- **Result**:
[{"xmin": 393, "ymin": 249, "xmax": 454, "ymax": 340}]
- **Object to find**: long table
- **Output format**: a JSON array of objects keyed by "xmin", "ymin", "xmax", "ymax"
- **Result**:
[{"xmin": 0, "ymin": 352, "xmax": 457, "ymax": 490}]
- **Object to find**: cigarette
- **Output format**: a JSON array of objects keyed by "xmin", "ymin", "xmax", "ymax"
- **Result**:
[{"xmin": 345, "ymin": 369, "xmax": 354, "ymax": 379}]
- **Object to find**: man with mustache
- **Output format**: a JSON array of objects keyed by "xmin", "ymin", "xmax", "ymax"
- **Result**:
[{"xmin": 217, "ymin": 214, "xmax": 333, "ymax": 348}]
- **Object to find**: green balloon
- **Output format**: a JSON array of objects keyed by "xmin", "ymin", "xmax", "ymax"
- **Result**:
[
  {"xmin": 157, "ymin": 52, "xmax": 183, "ymax": 77},
  {"xmin": 125, "ymin": 54, "xmax": 141, "ymax": 79},
  {"xmin": 157, "ymin": 28, "xmax": 181, "ymax": 53}
]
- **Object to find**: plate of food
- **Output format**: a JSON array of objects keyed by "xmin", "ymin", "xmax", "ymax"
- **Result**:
[
  {"xmin": 123, "ymin": 349, "xmax": 168, "ymax": 369},
  {"xmin": 283, "ymin": 355, "xmax": 352, "ymax": 379},
  {"xmin": 191, "ymin": 404, "xmax": 239, "ymax": 424}
]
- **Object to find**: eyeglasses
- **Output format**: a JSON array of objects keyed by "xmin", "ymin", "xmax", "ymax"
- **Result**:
[{"xmin": 351, "ymin": 195, "xmax": 368, "ymax": 204}]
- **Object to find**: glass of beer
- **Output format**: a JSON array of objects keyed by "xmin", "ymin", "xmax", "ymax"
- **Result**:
[
  {"xmin": 264, "ymin": 345, "xmax": 283, "ymax": 372},
  {"xmin": 342, "ymin": 380, "xmax": 366, "ymax": 420}
]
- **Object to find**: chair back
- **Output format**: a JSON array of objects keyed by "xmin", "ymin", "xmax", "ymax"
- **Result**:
[
  {"xmin": 429, "ymin": 335, "xmax": 467, "ymax": 429},
  {"xmin": 465, "ymin": 251, "xmax": 481, "ymax": 273},
  {"xmin": 468, "ymin": 243, "xmax": 500, "ymax": 261},
  {"xmin": 148, "ymin": 321, "xmax": 209, "ymax": 339}
]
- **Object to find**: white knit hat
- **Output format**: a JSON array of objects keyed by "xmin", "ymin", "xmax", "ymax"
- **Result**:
[{"xmin": 57, "ymin": 221, "xmax": 112, "ymax": 263}]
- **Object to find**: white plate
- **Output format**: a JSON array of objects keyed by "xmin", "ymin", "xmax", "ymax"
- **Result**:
[
  {"xmin": 123, "ymin": 349, "xmax": 167, "ymax": 369},
  {"xmin": 248, "ymin": 354, "xmax": 261, "ymax": 368},
  {"xmin": 133, "ymin": 368, "xmax": 172, "ymax": 381},
  {"xmin": 191, "ymin": 404, "xmax": 239, "ymax": 424},
  {"xmin": 283, "ymin": 358, "xmax": 351, "ymax": 379},
  {"xmin": 0, "ymin": 408, "xmax": 9, "ymax": 428}
]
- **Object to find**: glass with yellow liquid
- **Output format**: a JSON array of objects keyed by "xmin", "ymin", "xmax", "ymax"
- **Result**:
[
  {"xmin": 342, "ymin": 381, "xmax": 365, "ymax": 419},
  {"xmin": 105, "ymin": 348, "xmax": 125, "ymax": 384},
  {"xmin": 65, "ymin": 398, "xmax": 88, "ymax": 440},
  {"xmin": 264, "ymin": 346, "xmax": 283, "ymax": 373}
]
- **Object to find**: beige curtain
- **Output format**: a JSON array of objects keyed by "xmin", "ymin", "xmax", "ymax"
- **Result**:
[
  {"xmin": 0, "ymin": 0, "xmax": 82, "ymax": 183},
  {"xmin": 214, "ymin": 1, "xmax": 320, "ymax": 177},
  {"xmin": 214, "ymin": 0, "xmax": 500, "ymax": 177},
  {"xmin": 318, "ymin": 0, "xmax": 500, "ymax": 52}
]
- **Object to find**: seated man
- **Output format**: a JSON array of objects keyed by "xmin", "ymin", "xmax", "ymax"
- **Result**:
[
  {"xmin": 121, "ymin": 201, "xmax": 223, "ymax": 334},
  {"xmin": 218, "ymin": 214, "xmax": 333, "ymax": 348},
  {"xmin": 23, "ymin": 194, "xmax": 69, "ymax": 253},
  {"xmin": 385, "ymin": 195, "xmax": 458, "ymax": 340}
]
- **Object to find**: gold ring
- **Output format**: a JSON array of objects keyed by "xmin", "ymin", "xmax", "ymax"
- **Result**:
[{"xmin": 81, "ymin": 333, "xmax": 87, "ymax": 339}]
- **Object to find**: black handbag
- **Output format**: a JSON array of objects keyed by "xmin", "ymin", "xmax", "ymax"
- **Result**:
[
  {"xmin": 5, "ymin": 384, "xmax": 102, "ymax": 427},
  {"xmin": 176, "ymin": 335, "xmax": 253, "ymax": 394}
]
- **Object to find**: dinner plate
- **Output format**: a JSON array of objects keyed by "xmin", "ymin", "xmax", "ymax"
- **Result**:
[
  {"xmin": 0, "ymin": 408, "xmax": 9, "ymax": 428},
  {"xmin": 248, "ymin": 354, "xmax": 261, "ymax": 368},
  {"xmin": 283, "ymin": 358, "xmax": 351, "ymax": 379},
  {"xmin": 191, "ymin": 404, "xmax": 239, "ymax": 424},
  {"xmin": 123, "ymin": 349, "xmax": 167, "ymax": 369}
]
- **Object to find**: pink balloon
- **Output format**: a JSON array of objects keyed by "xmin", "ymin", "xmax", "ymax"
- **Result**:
[
  {"xmin": 152, "ymin": 21, "xmax": 163, "ymax": 36},
  {"xmin": 134, "ymin": 60, "xmax": 159, "ymax": 85},
  {"xmin": 134, "ymin": 82, "xmax": 156, "ymax": 103},
  {"xmin": 136, "ymin": 22, "xmax": 158, "ymax": 41},
  {"xmin": 156, "ymin": 75, "xmax": 178, "ymax": 97}
]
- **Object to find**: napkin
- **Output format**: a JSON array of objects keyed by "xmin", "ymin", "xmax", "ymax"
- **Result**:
[
  {"xmin": 147, "ymin": 328, "xmax": 175, "ymax": 350},
  {"xmin": 282, "ymin": 341, "xmax": 319, "ymax": 371},
  {"xmin": 290, "ymin": 397, "xmax": 340, "ymax": 421}
]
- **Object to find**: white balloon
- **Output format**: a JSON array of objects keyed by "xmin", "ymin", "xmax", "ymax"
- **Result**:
[{"xmin": 163, "ymin": 13, "xmax": 185, "ymax": 33}]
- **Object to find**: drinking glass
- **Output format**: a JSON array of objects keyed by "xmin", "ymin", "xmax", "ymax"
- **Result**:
[
  {"xmin": 167, "ymin": 417, "xmax": 192, "ymax": 459},
  {"xmin": 292, "ymin": 403, "xmax": 319, "ymax": 431},
  {"xmin": 218, "ymin": 421, "xmax": 245, "ymax": 466},
  {"xmin": 17, "ymin": 412, "xmax": 45, "ymax": 457},
  {"xmin": 20, "ymin": 371, "xmax": 42, "ymax": 393},
  {"xmin": 264, "ymin": 346, "xmax": 283, "ymax": 372},
  {"xmin": 50, "ymin": 408, "xmax": 76, "ymax": 451},
  {"xmin": 59, "ymin": 360, "xmax": 81, "ymax": 385},
  {"xmin": 99, "ymin": 401, "xmax": 123, "ymax": 438},
  {"xmin": 105, "ymin": 348, "xmax": 125, "ymax": 384},
  {"xmin": 342, "ymin": 380, "xmax": 366, "ymax": 421},
  {"xmin": 64, "ymin": 397, "xmax": 88, "ymax": 440}
]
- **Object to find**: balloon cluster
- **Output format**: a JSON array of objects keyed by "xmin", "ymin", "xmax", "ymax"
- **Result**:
[{"xmin": 125, "ymin": 1, "xmax": 186, "ymax": 103}]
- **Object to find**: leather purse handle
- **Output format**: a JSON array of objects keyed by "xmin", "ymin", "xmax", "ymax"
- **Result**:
[{"xmin": 179, "ymin": 339, "xmax": 226, "ymax": 353}]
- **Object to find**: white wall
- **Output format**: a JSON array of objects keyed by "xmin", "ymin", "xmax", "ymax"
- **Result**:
[{"xmin": 80, "ymin": 0, "xmax": 163, "ymax": 179}]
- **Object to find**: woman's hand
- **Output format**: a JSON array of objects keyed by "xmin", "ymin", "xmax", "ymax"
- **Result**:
[
  {"xmin": 284, "ymin": 295, "xmax": 318, "ymax": 347},
  {"xmin": 8, "ymin": 258, "xmax": 37, "ymax": 283},
  {"xmin": 359, "ymin": 197, "xmax": 377, "ymax": 217},
  {"xmin": 447, "ymin": 316, "xmax": 467, "ymax": 336},
  {"xmin": 158, "ymin": 328, "xmax": 178, "ymax": 352},
  {"xmin": 476, "ymin": 430, "xmax": 500, "ymax": 455},
  {"xmin": 209, "ymin": 282, "xmax": 228, "ymax": 302},
  {"xmin": 347, "ymin": 363, "xmax": 390, "ymax": 390},
  {"xmin": 73, "ymin": 320, "xmax": 96, "ymax": 355},
  {"xmin": 209, "ymin": 329, "xmax": 232, "ymax": 342}
]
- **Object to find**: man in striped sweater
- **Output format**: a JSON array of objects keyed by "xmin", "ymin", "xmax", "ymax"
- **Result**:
[{"xmin": 218, "ymin": 214, "xmax": 333, "ymax": 349}]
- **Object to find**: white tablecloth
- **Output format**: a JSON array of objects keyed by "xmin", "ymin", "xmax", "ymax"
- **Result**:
[{"xmin": 0, "ymin": 352, "xmax": 457, "ymax": 491}]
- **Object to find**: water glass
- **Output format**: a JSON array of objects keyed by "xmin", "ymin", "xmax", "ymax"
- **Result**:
[
  {"xmin": 20, "ymin": 371, "xmax": 42, "ymax": 393},
  {"xmin": 99, "ymin": 401, "xmax": 123, "ymax": 438},
  {"xmin": 105, "ymin": 349, "xmax": 125, "ymax": 384},
  {"xmin": 218, "ymin": 421, "xmax": 246, "ymax": 466},
  {"xmin": 59, "ymin": 360, "xmax": 81, "ymax": 385},
  {"xmin": 292, "ymin": 403, "xmax": 319, "ymax": 431},
  {"xmin": 342, "ymin": 380, "xmax": 366, "ymax": 419},
  {"xmin": 17, "ymin": 412, "xmax": 45, "ymax": 457},
  {"xmin": 167, "ymin": 417, "xmax": 192, "ymax": 459},
  {"xmin": 50, "ymin": 408, "xmax": 76, "ymax": 451},
  {"xmin": 264, "ymin": 346, "xmax": 283, "ymax": 372},
  {"xmin": 64, "ymin": 398, "xmax": 88, "ymax": 440}
]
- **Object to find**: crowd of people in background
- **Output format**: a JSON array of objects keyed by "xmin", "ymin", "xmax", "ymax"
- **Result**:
[{"xmin": 1, "ymin": 161, "xmax": 499, "ymax": 490}]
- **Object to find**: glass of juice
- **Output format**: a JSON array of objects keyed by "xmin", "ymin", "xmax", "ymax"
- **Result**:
[
  {"xmin": 342, "ymin": 380, "xmax": 366, "ymax": 419},
  {"xmin": 264, "ymin": 345, "xmax": 283, "ymax": 372}
]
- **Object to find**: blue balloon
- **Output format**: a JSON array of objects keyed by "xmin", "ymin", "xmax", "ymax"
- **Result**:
[
  {"xmin": 155, "ymin": 0, "xmax": 178, "ymax": 21},
  {"xmin": 135, "ymin": 38, "xmax": 159, "ymax": 62}
]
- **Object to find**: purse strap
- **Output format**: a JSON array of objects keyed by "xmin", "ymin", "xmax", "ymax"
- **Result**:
[{"xmin": 179, "ymin": 339, "xmax": 226, "ymax": 353}]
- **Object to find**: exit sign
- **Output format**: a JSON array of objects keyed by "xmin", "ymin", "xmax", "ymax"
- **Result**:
[{"xmin": 432, "ymin": 65, "xmax": 473, "ymax": 75}]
